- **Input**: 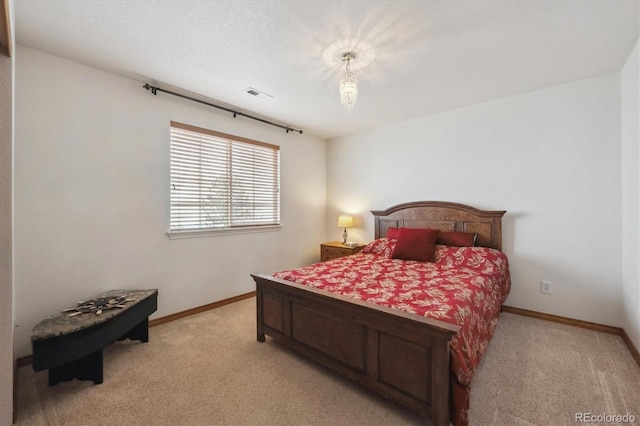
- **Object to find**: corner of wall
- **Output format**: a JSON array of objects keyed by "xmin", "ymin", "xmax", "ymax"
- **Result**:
[{"xmin": 620, "ymin": 35, "xmax": 640, "ymax": 353}]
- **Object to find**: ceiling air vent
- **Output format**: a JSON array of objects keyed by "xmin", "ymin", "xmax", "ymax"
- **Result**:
[{"xmin": 243, "ymin": 87, "xmax": 272, "ymax": 100}]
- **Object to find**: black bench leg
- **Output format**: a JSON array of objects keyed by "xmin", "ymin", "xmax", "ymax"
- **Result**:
[
  {"xmin": 48, "ymin": 349, "xmax": 103, "ymax": 385},
  {"xmin": 119, "ymin": 318, "xmax": 149, "ymax": 342}
]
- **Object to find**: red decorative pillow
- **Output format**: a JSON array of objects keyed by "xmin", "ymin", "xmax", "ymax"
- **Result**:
[
  {"xmin": 437, "ymin": 231, "xmax": 477, "ymax": 247},
  {"xmin": 386, "ymin": 227, "xmax": 401, "ymax": 239},
  {"xmin": 391, "ymin": 228, "xmax": 440, "ymax": 262},
  {"xmin": 360, "ymin": 238, "xmax": 396, "ymax": 257}
]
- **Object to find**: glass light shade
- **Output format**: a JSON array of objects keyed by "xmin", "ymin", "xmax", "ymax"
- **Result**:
[
  {"xmin": 337, "ymin": 215, "xmax": 354, "ymax": 228},
  {"xmin": 339, "ymin": 71, "xmax": 358, "ymax": 113}
]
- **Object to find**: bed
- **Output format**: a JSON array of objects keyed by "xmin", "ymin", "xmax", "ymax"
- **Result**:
[{"xmin": 251, "ymin": 201, "xmax": 509, "ymax": 426}]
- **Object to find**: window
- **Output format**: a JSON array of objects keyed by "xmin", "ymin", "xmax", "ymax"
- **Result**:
[{"xmin": 169, "ymin": 121, "xmax": 280, "ymax": 236}]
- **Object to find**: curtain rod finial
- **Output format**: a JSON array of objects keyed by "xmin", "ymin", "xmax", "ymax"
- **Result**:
[{"xmin": 143, "ymin": 83, "xmax": 157, "ymax": 95}]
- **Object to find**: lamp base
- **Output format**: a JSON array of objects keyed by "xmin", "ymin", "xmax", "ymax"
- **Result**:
[{"xmin": 342, "ymin": 228, "xmax": 348, "ymax": 244}]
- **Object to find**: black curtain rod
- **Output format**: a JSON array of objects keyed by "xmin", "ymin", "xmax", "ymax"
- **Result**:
[{"xmin": 143, "ymin": 84, "xmax": 303, "ymax": 134}]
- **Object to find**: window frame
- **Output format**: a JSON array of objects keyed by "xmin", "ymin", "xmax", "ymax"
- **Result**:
[{"xmin": 167, "ymin": 121, "xmax": 281, "ymax": 239}]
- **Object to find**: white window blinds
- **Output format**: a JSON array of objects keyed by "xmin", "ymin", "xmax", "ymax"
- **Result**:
[{"xmin": 170, "ymin": 121, "xmax": 280, "ymax": 233}]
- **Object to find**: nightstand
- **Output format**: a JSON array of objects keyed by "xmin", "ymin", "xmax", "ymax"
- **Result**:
[{"xmin": 320, "ymin": 241, "xmax": 366, "ymax": 261}]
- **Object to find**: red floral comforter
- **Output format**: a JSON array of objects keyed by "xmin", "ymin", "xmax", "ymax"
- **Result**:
[{"xmin": 273, "ymin": 238, "xmax": 510, "ymax": 426}]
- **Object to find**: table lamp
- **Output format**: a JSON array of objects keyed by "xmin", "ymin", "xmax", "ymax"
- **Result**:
[{"xmin": 337, "ymin": 215, "xmax": 354, "ymax": 244}]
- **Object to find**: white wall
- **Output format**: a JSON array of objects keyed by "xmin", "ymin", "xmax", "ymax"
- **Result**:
[
  {"xmin": 327, "ymin": 73, "xmax": 622, "ymax": 327},
  {"xmin": 0, "ymin": 0, "xmax": 14, "ymax": 423},
  {"xmin": 14, "ymin": 46, "xmax": 326, "ymax": 357},
  {"xmin": 622, "ymin": 37, "xmax": 640, "ymax": 350}
]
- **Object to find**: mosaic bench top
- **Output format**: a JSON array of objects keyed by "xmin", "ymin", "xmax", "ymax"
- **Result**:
[{"xmin": 31, "ymin": 289, "xmax": 158, "ymax": 342}]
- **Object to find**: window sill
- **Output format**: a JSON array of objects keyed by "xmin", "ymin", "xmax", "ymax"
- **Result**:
[{"xmin": 167, "ymin": 225, "xmax": 281, "ymax": 240}]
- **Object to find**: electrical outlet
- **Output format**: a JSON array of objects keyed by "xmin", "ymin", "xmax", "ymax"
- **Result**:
[{"xmin": 541, "ymin": 280, "xmax": 552, "ymax": 295}]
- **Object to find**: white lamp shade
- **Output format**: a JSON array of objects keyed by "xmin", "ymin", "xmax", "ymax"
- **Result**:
[{"xmin": 337, "ymin": 215, "xmax": 354, "ymax": 228}]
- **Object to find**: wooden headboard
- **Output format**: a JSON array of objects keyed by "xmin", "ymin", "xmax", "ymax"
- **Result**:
[{"xmin": 371, "ymin": 201, "xmax": 506, "ymax": 251}]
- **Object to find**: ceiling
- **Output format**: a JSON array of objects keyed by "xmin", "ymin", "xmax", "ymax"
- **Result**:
[{"xmin": 14, "ymin": 0, "xmax": 640, "ymax": 140}]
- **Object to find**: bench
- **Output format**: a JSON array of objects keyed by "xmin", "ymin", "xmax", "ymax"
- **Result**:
[{"xmin": 31, "ymin": 289, "xmax": 158, "ymax": 385}]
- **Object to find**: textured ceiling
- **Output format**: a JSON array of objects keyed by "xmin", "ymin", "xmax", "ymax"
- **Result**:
[{"xmin": 14, "ymin": 0, "xmax": 640, "ymax": 139}]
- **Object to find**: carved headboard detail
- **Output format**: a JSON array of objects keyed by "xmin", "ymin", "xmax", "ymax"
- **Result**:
[{"xmin": 371, "ymin": 201, "xmax": 506, "ymax": 251}]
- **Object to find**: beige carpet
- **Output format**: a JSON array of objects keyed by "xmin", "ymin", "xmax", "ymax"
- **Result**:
[{"xmin": 15, "ymin": 298, "xmax": 640, "ymax": 425}]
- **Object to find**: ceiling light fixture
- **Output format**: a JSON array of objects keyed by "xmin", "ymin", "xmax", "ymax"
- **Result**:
[{"xmin": 339, "ymin": 52, "xmax": 358, "ymax": 113}]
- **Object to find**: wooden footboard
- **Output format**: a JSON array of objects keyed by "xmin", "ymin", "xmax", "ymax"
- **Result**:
[{"xmin": 252, "ymin": 273, "xmax": 460, "ymax": 426}]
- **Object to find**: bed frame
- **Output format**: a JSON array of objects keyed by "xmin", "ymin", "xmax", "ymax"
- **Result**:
[{"xmin": 252, "ymin": 201, "xmax": 506, "ymax": 425}]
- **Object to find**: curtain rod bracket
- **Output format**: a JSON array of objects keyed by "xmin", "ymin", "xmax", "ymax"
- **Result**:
[
  {"xmin": 142, "ymin": 83, "xmax": 157, "ymax": 95},
  {"xmin": 142, "ymin": 83, "xmax": 303, "ymax": 135}
]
